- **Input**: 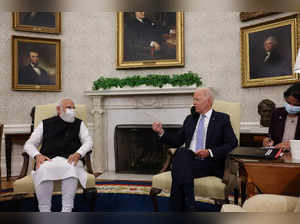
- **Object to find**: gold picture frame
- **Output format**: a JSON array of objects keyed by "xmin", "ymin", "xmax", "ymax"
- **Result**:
[
  {"xmin": 12, "ymin": 35, "xmax": 61, "ymax": 91},
  {"xmin": 241, "ymin": 14, "xmax": 300, "ymax": 88},
  {"xmin": 13, "ymin": 12, "xmax": 61, "ymax": 34},
  {"xmin": 116, "ymin": 12, "xmax": 184, "ymax": 69},
  {"xmin": 240, "ymin": 12, "xmax": 280, "ymax": 22}
]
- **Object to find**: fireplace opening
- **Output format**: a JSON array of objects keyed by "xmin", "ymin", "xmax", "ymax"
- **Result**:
[{"xmin": 114, "ymin": 124, "xmax": 182, "ymax": 174}]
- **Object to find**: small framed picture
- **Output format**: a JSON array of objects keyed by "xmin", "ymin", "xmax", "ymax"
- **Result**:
[
  {"xmin": 13, "ymin": 12, "xmax": 61, "ymax": 34},
  {"xmin": 12, "ymin": 35, "xmax": 61, "ymax": 91},
  {"xmin": 241, "ymin": 14, "xmax": 299, "ymax": 87},
  {"xmin": 116, "ymin": 12, "xmax": 184, "ymax": 69}
]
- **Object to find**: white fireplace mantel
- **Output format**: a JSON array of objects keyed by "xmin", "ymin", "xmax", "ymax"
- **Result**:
[
  {"xmin": 84, "ymin": 86, "xmax": 197, "ymax": 96},
  {"xmin": 84, "ymin": 87, "xmax": 267, "ymax": 172},
  {"xmin": 84, "ymin": 87, "xmax": 197, "ymax": 172}
]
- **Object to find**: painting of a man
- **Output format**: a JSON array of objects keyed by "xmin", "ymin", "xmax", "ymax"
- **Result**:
[
  {"xmin": 19, "ymin": 12, "xmax": 56, "ymax": 27},
  {"xmin": 19, "ymin": 50, "xmax": 55, "ymax": 85},
  {"xmin": 124, "ymin": 12, "xmax": 177, "ymax": 61},
  {"xmin": 249, "ymin": 25, "xmax": 292, "ymax": 79}
]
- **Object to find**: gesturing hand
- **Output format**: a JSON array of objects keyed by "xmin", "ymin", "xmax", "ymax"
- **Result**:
[
  {"xmin": 35, "ymin": 154, "xmax": 51, "ymax": 169},
  {"xmin": 152, "ymin": 122, "xmax": 164, "ymax": 135},
  {"xmin": 67, "ymin": 153, "xmax": 81, "ymax": 166}
]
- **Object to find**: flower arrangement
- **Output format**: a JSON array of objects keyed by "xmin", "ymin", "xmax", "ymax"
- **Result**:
[{"xmin": 92, "ymin": 71, "xmax": 202, "ymax": 90}]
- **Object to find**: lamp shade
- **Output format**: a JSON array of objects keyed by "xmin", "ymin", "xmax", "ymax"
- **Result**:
[{"xmin": 294, "ymin": 48, "xmax": 300, "ymax": 73}]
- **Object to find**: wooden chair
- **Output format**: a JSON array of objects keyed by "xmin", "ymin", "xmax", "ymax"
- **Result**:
[
  {"xmin": 13, "ymin": 104, "xmax": 97, "ymax": 211},
  {"xmin": 149, "ymin": 100, "xmax": 241, "ymax": 211}
]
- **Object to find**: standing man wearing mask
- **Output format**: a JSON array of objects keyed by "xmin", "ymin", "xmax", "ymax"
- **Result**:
[
  {"xmin": 263, "ymin": 84, "xmax": 300, "ymax": 151},
  {"xmin": 24, "ymin": 98, "xmax": 93, "ymax": 212}
]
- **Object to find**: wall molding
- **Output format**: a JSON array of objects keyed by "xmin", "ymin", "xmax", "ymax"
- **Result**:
[{"xmin": 240, "ymin": 122, "xmax": 268, "ymax": 134}]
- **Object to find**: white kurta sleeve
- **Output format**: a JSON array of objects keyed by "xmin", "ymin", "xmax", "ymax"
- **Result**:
[
  {"xmin": 24, "ymin": 122, "xmax": 43, "ymax": 159},
  {"xmin": 76, "ymin": 122, "xmax": 93, "ymax": 158}
]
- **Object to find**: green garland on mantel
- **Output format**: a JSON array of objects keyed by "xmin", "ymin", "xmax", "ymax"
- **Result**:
[{"xmin": 92, "ymin": 71, "xmax": 202, "ymax": 90}]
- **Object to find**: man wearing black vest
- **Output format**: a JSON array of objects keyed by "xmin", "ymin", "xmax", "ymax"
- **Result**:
[
  {"xmin": 152, "ymin": 88, "xmax": 238, "ymax": 211},
  {"xmin": 24, "ymin": 98, "xmax": 93, "ymax": 212}
]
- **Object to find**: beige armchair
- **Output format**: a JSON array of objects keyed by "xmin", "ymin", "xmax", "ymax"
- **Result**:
[
  {"xmin": 150, "ymin": 100, "xmax": 241, "ymax": 211},
  {"xmin": 221, "ymin": 194, "xmax": 300, "ymax": 212},
  {"xmin": 13, "ymin": 104, "xmax": 97, "ymax": 211}
]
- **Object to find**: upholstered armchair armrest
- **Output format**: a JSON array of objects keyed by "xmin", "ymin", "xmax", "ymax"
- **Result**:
[
  {"xmin": 242, "ymin": 194, "xmax": 299, "ymax": 212},
  {"xmin": 159, "ymin": 148, "xmax": 177, "ymax": 173},
  {"xmin": 84, "ymin": 151, "xmax": 93, "ymax": 174},
  {"xmin": 221, "ymin": 204, "xmax": 246, "ymax": 212},
  {"xmin": 17, "ymin": 152, "xmax": 30, "ymax": 179}
]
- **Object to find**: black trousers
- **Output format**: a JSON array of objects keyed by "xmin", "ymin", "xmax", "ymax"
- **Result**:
[{"xmin": 170, "ymin": 147, "xmax": 214, "ymax": 211}]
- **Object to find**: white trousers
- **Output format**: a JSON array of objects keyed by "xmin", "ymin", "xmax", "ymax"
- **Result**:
[{"xmin": 35, "ymin": 177, "xmax": 78, "ymax": 212}]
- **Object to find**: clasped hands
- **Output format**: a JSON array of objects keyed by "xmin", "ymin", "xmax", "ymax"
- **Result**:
[
  {"xmin": 35, "ymin": 152, "xmax": 81, "ymax": 169},
  {"xmin": 152, "ymin": 122, "xmax": 210, "ymax": 159}
]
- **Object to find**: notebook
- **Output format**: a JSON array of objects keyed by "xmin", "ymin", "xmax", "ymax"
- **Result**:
[{"xmin": 230, "ymin": 146, "xmax": 281, "ymax": 160}]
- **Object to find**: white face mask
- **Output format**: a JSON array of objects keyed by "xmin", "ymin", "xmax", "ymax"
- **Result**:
[{"xmin": 60, "ymin": 108, "xmax": 76, "ymax": 123}]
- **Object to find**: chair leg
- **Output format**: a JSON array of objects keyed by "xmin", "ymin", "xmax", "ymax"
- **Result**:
[
  {"xmin": 33, "ymin": 193, "xmax": 39, "ymax": 211},
  {"xmin": 241, "ymin": 181, "xmax": 247, "ymax": 205},
  {"xmin": 233, "ymin": 188, "xmax": 239, "ymax": 205},
  {"xmin": 149, "ymin": 187, "xmax": 162, "ymax": 212},
  {"xmin": 83, "ymin": 187, "xmax": 97, "ymax": 211}
]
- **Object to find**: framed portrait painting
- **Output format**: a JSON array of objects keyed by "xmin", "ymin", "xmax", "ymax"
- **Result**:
[
  {"xmin": 116, "ymin": 12, "xmax": 184, "ymax": 69},
  {"xmin": 240, "ymin": 12, "xmax": 280, "ymax": 22},
  {"xmin": 241, "ymin": 14, "xmax": 300, "ymax": 87},
  {"xmin": 13, "ymin": 12, "xmax": 61, "ymax": 34},
  {"xmin": 12, "ymin": 35, "xmax": 61, "ymax": 91}
]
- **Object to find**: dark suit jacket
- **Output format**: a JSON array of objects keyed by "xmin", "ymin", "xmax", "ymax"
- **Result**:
[
  {"xmin": 269, "ymin": 107, "xmax": 300, "ymax": 145},
  {"xmin": 160, "ymin": 109, "xmax": 238, "ymax": 178},
  {"xmin": 19, "ymin": 64, "xmax": 54, "ymax": 85}
]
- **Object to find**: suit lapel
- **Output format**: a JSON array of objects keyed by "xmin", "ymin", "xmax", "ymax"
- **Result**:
[
  {"xmin": 277, "ymin": 110, "xmax": 287, "ymax": 141},
  {"xmin": 205, "ymin": 110, "xmax": 216, "ymax": 147}
]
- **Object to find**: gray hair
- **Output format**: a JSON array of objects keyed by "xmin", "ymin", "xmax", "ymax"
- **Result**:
[
  {"xmin": 56, "ymin": 97, "xmax": 74, "ymax": 107},
  {"xmin": 195, "ymin": 87, "xmax": 215, "ymax": 102},
  {"xmin": 264, "ymin": 36, "xmax": 278, "ymax": 47}
]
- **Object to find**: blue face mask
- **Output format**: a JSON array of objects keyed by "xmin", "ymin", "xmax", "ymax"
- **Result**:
[{"xmin": 284, "ymin": 103, "xmax": 300, "ymax": 114}]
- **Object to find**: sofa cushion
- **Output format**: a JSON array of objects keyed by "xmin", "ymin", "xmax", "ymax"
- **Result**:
[
  {"xmin": 14, "ymin": 173, "xmax": 95, "ymax": 194},
  {"xmin": 151, "ymin": 171, "xmax": 225, "ymax": 199},
  {"xmin": 243, "ymin": 194, "xmax": 298, "ymax": 212}
]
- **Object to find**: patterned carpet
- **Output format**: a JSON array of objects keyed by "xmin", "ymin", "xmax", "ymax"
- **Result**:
[{"xmin": 0, "ymin": 180, "xmax": 215, "ymax": 204}]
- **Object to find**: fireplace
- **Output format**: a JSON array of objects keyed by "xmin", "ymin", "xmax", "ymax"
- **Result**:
[{"xmin": 114, "ymin": 124, "xmax": 182, "ymax": 174}]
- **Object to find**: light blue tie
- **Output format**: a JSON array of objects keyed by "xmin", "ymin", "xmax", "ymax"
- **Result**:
[{"xmin": 196, "ymin": 115, "xmax": 205, "ymax": 152}]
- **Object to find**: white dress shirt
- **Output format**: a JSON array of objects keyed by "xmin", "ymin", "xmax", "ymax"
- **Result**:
[
  {"xmin": 24, "ymin": 120, "xmax": 93, "ymax": 188},
  {"xmin": 24, "ymin": 121, "xmax": 93, "ymax": 159},
  {"xmin": 189, "ymin": 109, "xmax": 214, "ymax": 157}
]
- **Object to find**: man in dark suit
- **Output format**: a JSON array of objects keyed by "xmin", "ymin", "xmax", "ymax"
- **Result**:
[
  {"xmin": 19, "ymin": 50, "xmax": 55, "ymax": 85},
  {"xmin": 251, "ymin": 36, "xmax": 291, "ymax": 79},
  {"xmin": 124, "ymin": 12, "xmax": 175, "ymax": 61},
  {"xmin": 263, "ymin": 84, "xmax": 300, "ymax": 151},
  {"xmin": 152, "ymin": 88, "xmax": 238, "ymax": 211}
]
